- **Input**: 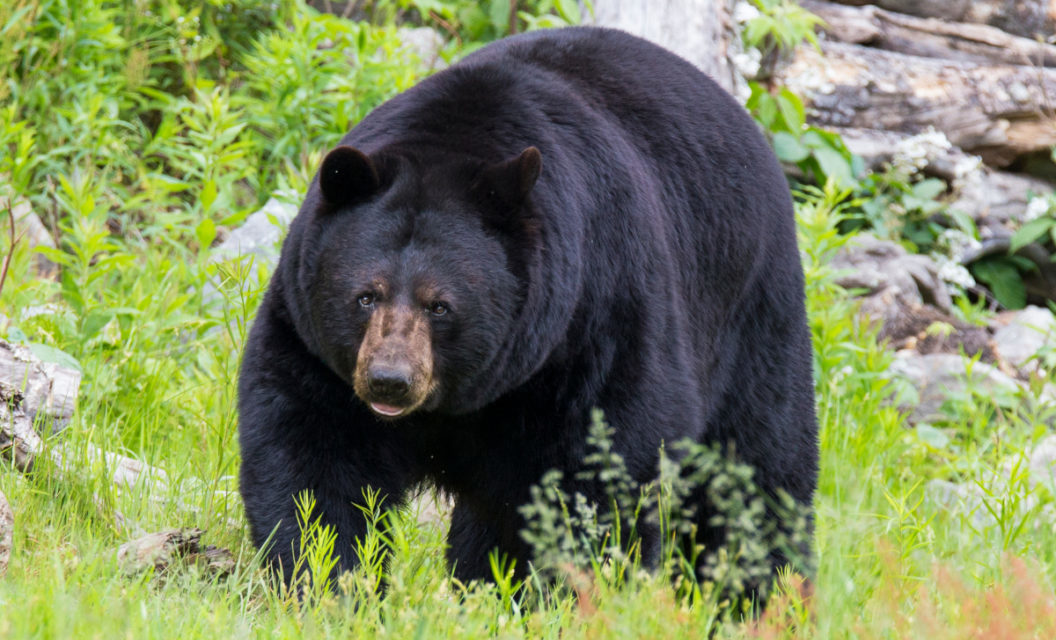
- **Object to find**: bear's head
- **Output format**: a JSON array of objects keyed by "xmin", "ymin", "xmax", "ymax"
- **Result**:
[{"xmin": 302, "ymin": 144, "xmax": 542, "ymax": 419}]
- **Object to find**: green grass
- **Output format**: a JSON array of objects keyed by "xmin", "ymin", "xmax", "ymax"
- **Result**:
[{"xmin": 3, "ymin": 1, "xmax": 1056, "ymax": 637}]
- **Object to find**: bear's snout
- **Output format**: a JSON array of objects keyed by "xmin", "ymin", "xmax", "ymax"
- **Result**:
[{"xmin": 353, "ymin": 303, "xmax": 435, "ymax": 418}]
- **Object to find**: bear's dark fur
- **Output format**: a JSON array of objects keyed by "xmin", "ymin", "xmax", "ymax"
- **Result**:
[{"xmin": 238, "ymin": 26, "xmax": 818, "ymax": 591}]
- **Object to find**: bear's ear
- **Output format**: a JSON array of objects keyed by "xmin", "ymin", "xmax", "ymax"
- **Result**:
[
  {"xmin": 476, "ymin": 147, "xmax": 543, "ymax": 207},
  {"xmin": 319, "ymin": 146, "xmax": 380, "ymax": 208}
]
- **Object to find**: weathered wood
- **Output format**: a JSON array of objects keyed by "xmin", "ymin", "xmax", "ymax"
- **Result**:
[
  {"xmin": 587, "ymin": 0, "xmax": 740, "ymax": 94},
  {"xmin": 1, "ymin": 339, "xmax": 167, "ymax": 493},
  {"xmin": 117, "ymin": 528, "xmax": 234, "ymax": 578},
  {"xmin": 827, "ymin": 0, "xmax": 1056, "ymax": 40},
  {"xmin": 776, "ymin": 41, "xmax": 1056, "ymax": 166},
  {"xmin": 1, "ymin": 340, "xmax": 79, "ymax": 470},
  {"xmin": 803, "ymin": 0, "xmax": 1056, "ymax": 67},
  {"xmin": 0, "ymin": 489, "xmax": 11, "ymax": 576},
  {"xmin": 0, "ymin": 340, "xmax": 79, "ymax": 437}
]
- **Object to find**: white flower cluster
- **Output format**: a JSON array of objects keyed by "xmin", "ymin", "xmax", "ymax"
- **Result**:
[
  {"xmin": 952, "ymin": 154, "xmax": 983, "ymax": 182},
  {"xmin": 936, "ymin": 258, "xmax": 977, "ymax": 290},
  {"xmin": 891, "ymin": 128, "xmax": 952, "ymax": 177},
  {"xmin": 933, "ymin": 227, "xmax": 979, "ymax": 290},
  {"xmin": 1024, "ymin": 196, "xmax": 1052, "ymax": 222},
  {"xmin": 733, "ymin": 48, "xmax": 762, "ymax": 79},
  {"xmin": 936, "ymin": 228, "xmax": 981, "ymax": 263},
  {"xmin": 733, "ymin": 1, "xmax": 761, "ymax": 23}
]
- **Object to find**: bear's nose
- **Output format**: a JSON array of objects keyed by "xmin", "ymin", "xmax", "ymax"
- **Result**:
[{"xmin": 367, "ymin": 365, "xmax": 411, "ymax": 400}]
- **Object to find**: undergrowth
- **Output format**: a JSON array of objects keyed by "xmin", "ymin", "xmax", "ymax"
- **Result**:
[{"xmin": 2, "ymin": 1, "xmax": 1056, "ymax": 638}]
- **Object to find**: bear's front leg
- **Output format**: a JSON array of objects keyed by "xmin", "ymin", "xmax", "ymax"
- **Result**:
[
  {"xmin": 238, "ymin": 307, "xmax": 411, "ymax": 587},
  {"xmin": 446, "ymin": 497, "xmax": 534, "ymax": 584}
]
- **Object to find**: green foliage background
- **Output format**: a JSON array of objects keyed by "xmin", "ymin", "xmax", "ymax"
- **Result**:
[{"xmin": 1, "ymin": 1, "xmax": 1056, "ymax": 638}]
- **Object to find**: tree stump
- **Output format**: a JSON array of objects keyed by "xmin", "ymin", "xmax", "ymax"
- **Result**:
[{"xmin": 587, "ymin": 0, "xmax": 741, "ymax": 94}]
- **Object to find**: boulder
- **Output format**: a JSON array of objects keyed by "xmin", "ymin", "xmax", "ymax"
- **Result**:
[
  {"xmin": 991, "ymin": 306, "xmax": 1056, "ymax": 377},
  {"xmin": 887, "ymin": 351, "xmax": 1023, "ymax": 423}
]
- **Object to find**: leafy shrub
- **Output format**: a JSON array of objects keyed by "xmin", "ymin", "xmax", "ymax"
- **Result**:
[
  {"xmin": 747, "ymin": 84, "xmax": 862, "ymax": 190},
  {"xmin": 398, "ymin": 0, "xmax": 586, "ymax": 43},
  {"xmin": 518, "ymin": 410, "xmax": 813, "ymax": 609}
]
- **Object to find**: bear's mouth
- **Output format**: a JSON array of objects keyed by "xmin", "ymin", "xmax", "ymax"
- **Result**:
[{"xmin": 369, "ymin": 401, "xmax": 408, "ymax": 418}]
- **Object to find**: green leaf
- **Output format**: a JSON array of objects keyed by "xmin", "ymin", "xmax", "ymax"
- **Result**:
[
  {"xmin": 489, "ymin": 0, "xmax": 511, "ymax": 33},
  {"xmin": 742, "ymin": 19, "xmax": 773, "ymax": 49},
  {"xmin": 911, "ymin": 178, "xmax": 946, "ymax": 201},
  {"xmin": 28, "ymin": 343, "xmax": 83, "ymax": 372},
  {"xmin": 753, "ymin": 94, "xmax": 778, "ymax": 130},
  {"xmin": 1007, "ymin": 254, "xmax": 1038, "ymax": 273},
  {"xmin": 772, "ymin": 131, "xmax": 809, "ymax": 162},
  {"xmin": 554, "ymin": 0, "xmax": 581, "ymax": 24},
  {"xmin": 1009, "ymin": 216, "xmax": 1055, "ymax": 253},
  {"xmin": 196, "ymin": 217, "xmax": 217, "ymax": 251},
  {"xmin": 746, "ymin": 82, "xmax": 767, "ymax": 112},
  {"xmin": 970, "ymin": 257, "xmax": 1027, "ymax": 309},
  {"xmin": 800, "ymin": 130, "xmax": 826, "ymax": 149},
  {"xmin": 7, "ymin": 326, "xmax": 28, "ymax": 343},
  {"xmin": 812, "ymin": 147, "xmax": 854, "ymax": 188},
  {"xmin": 81, "ymin": 310, "xmax": 113, "ymax": 339},
  {"xmin": 776, "ymin": 89, "xmax": 805, "ymax": 132},
  {"xmin": 851, "ymin": 153, "xmax": 866, "ymax": 179},
  {"xmin": 916, "ymin": 423, "xmax": 950, "ymax": 450},
  {"xmin": 200, "ymin": 178, "xmax": 218, "ymax": 212},
  {"xmin": 33, "ymin": 246, "xmax": 74, "ymax": 267}
]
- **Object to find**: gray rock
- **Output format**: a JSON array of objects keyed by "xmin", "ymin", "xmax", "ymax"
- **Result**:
[
  {"xmin": 204, "ymin": 196, "xmax": 297, "ymax": 306},
  {"xmin": 927, "ymin": 437, "xmax": 1056, "ymax": 531},
  {"xmin": 992, "ymin": 306, "xmax": 1056, "ymax": 376},
  {"xmin": 952, "ymin": 170, "xmax": 1054, "ymax": 229},
  {"xmin": 831, "ymin": 233, "xmax": 952, "ymax": 313},
  {"xmin": 926, "ymin": 475, "xmax": 1052, "ymax": 531},
  {"xmin": 926, "ymin": 479, "xmax": 990, "ymax": 527},
  {"xmin": 887, "ymin": 351, "xmax": 1023, "ymax": 423},
  {"xmin": 396, "ymin": 26, "xmax": 447, "ymax": 71},
  {"xmin": 5, "ymin": 194, "xmax": 58, "ymax": 279},
  {"xmin": 1028, "ymin": 434, "xmax": 1056, "ymax": 493},
  {"xmin": 212, "ymin": 196, "xmax": 297, "ymax": 270}
]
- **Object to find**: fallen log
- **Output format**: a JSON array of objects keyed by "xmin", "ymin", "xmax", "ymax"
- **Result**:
[
  {"xmin": 803, "ymin": 0, "xmax": 1056, "ymax": 67},
  {"xmin": 117, "ymin": 528, "xmax": 234, "ymax": 578},
  {"xmin": 826, "ymin": 0, "xmax": 1056, "ymax": 40},
  {"xmin": 0, "ymin": 340, "xmax": 167, "ymax": 493},
  {"xmin": 776, "ymin": 41, "xmax": 1056, "ymax": 167}
]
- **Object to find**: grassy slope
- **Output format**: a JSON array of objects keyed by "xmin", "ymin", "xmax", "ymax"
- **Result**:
[{"xmin": 2, "ymin": 2, "xmax": 1055, "ymax": 637}]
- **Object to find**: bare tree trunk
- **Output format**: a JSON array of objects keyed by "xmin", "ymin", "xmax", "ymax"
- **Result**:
[{"xmin": 586, "ymin": 0, "xmax": 741, "ymax": 94}]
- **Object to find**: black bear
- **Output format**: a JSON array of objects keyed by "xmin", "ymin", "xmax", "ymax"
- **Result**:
[{"xmin": 238, "ymin": 26, "xmax": 818, "ymax": 592}]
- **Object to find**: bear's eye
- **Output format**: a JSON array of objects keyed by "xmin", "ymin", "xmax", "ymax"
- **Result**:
[
  {"xmin": 357, "ymin": 293, "xmax": 375, "ymax": 308},
  {"xmin": 428, "ymin": 301, "xmax": 449, "ymax": 317}
]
